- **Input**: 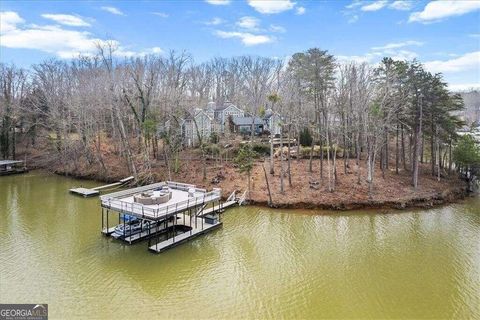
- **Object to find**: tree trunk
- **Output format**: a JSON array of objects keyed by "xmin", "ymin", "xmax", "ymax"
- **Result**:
[
  {"xmin": 401, "ymin": 124, "xmax": 407, "ymax": 171},
  {"xmin": 448, "ymin": 138, "xmax": 452, "ymax": 173},
  {"xmin": 287, "ymin": 126, "xmax": 292, "ymax": 187},
  {"xmin": 279, "ymin": 125, "xmax": 284, "ymax": 194},
  {"xmin": 356, "ymin": 131, "xmax": 361, "ymax": 185},
  {"xmin": 309, "ymin": 131, "xmax": 314, "ymax": 173},
  {"xmin": 269, "ymin": 127, "xmax": 274, "ymax": 174},
  {"xmin": 262, "ymin": 163, "xmax": 273, "ymax": 206},
  {"xmin": 395, "ymin": 122, "xmax": 399, "ymax": 174},
  {"xmin": 412, "ymin": 97, "xmax": 423, "ymax": 189},
  {"xmin": 431, "ymin": 120, "xmax": 435, "ymax": 176}
]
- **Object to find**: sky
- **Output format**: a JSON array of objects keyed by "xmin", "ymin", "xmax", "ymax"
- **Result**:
[{"xmin": 0, "ymin": 0, "xmax": 479, "ymax": 90}]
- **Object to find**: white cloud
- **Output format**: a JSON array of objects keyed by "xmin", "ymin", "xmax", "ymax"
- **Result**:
[
  {"xmin": 101, "ymin": 6, "xmax": 125, "ymax": 16},
  {"xmin": 0, "ymin": 11, "xmax": 160, "ymax": 59},
  {"xmin": 270, "ymin": 24, "xmax": 286, "ymax": 33},
  {"xmin": 336, "ymin": 54, "xmax": 372, "ymax": 64},
  {"xmin": 41, "ymin": 14, "xmax": 91, "ymax": 27},
  {"xmin": 247, "ymin": 0, "xmax": 296, "ymax": 14},
  {"xmin": 424, "ymin": 51, "xmax": 480, "ymax": 73},
  {"xmin": 152, "ymin": 12, "xmax": 169, "ymax": 18},
  {"xmin": 0, "ymin": 11, "xmax": 24, "ymax": 33},
  {"xmin": 409, "ymin": 1, "xmax": 480, "ymax": 23},
  {"xmin": 448, "ymin": 83, "xmax": 480, "ymax": 91},
  {"xmin": 296, "ymin": 6, "xmax": 306, "ymax": 15},
  {"xmin": 372, "ymin": 40, "xmax": 423, "ymax": 50},
  {"xmin": 205, "ymin": 0, "xmax": 230, "ymax": 5},
  {"xmin": 346, "ymin": 1, "xmax": 364, "ymax": 9},
  {"xmin": 205, "ymin": 17, "xmax": 225, "ymax": 25},
  {"xmin": 389, "ymin": 1, "xmax": 413, "ymax": 11},
  {"xmin": 215, "ymin": 30, "xmax": 273, "ymax": 46},
  {"xmin": 337, "ymin": 39, "xmax": 423, "ymax": 64},
  {"xmin": 361, "ymin": 1, "xmax": 388, "ymax": 12},
  {"xmin": 383, "ymin": 49, "xmax": 418, "ymax": 61},
  {"xmin": 236, "ymin": 16, "xmax": 260, "ymax": 30}
]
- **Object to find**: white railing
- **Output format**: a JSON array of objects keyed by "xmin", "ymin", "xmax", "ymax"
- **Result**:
[
  {"xmin": 227, "ymin": 190, "xmax": 236, "ymax": 201},
  {"xmin": 238, "ymin": 190, "xmax": 247, "ymax": 206},
  {"xmin": 100, "ymin": 182, "xmax": 166, "ymax": 200},
  {"xmin": 101, "ymin": 189, "xmax": 222, "ymax": 220}
]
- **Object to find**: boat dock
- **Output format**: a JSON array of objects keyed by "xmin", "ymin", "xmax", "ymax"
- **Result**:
[
  {"xmin": 0, "ymin": 160, "xmax": 28, "ymax": 176},
  {"xmin": 100, "ymin": 181, "xmax": 242, "ymax": 253},
  {"xmin": 70, "ymin": 176, "xmax": 134, "ymax": 197},
  {"xmin": 149, "ymin": 217, "xmax": 222, "ymax": 253}
]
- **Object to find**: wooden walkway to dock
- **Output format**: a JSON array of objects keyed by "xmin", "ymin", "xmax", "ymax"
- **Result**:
[{"xmin": 70, "ymin": 176, "xmax": 134, "ymax": 197}]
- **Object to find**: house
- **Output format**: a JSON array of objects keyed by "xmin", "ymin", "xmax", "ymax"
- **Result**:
[
  {"xmin": 263, "ymin": 108, "xmax": 283, "ymax": 136},
  {"xmin": 211, "ymin": 101, "xmax": 245, "ymax": 133},
  {"xmin": 182, "ymin": 108, "xmax": 218, "ymax": 147},
  {"xmin": 158, "ymin": 100, "xmax": 254, "ymax": 146},
  {"xmin": 230, "ymin": 116, "xmax": 264, "ymax": 135}
]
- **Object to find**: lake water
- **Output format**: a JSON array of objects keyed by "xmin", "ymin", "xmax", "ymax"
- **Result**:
[{"xmin": 1, "ymin": 171, "xmax": 479, "ymax": 319}]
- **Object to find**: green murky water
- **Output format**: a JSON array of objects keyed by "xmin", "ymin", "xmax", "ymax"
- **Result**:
[{"xmin": 1, "ymin": 171, "xmax": 479, "ymax": 319}]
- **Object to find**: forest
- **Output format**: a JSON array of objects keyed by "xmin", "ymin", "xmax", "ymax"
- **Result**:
[{"xmin": 0, "ymin": 44, "xmax": 474, "ymax": 202}]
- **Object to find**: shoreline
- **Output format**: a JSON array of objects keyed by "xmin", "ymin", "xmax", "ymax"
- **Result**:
[
  {"xmin": 246, "ymin": 187, "xmax": 470, "ymax": 211},
  {"xmin": 38, "ymin": 163, "xmax": 471, "ymax": 211}
]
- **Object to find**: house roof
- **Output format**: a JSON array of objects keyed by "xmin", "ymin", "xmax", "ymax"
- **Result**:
[
  {"xmin": 184, "ymin": 109, "xmax": 213, "ymax": 122},
  {"xmin": 231, "ymin": 116, "xmax": 263, "ymax": 126},
  {"xmin": 214, "ymin": 102, "xmax": 241, "ymax": 112}
]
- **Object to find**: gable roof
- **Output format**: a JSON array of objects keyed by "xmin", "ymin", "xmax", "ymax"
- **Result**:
[{"xmin": 231, "ymin": 116, "xmax": 263, "ymax": 126}]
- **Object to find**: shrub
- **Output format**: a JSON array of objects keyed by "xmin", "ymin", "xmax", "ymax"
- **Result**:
[
  {"xmin": 300, "ymin": 127, "xmax": 313, "ymax": 146},
  {"xmin": 252, "ymin": 143, "xmax": 270, "ymax": 156},
  {"xmin": 203, "ymin": 143, "xmax": 221, "ymax": 155},
  {"xmin": 210, "ymin": 132, "xmax": 219, "ymax": 144}
]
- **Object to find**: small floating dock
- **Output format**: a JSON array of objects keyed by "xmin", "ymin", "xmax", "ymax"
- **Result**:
[
  {"xmin": 0, "ymin": 160, "xmax": 28, "ymax": 176},
  {"xmin": 100, "ymin": 181, "xmax": 242, "ymax": 253},
  {"xmin": 69, "ymin": 176, "xmax": 134, "ymax": 197}
]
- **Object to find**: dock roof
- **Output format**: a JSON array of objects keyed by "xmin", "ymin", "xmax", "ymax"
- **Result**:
[
  {"xmin": 100, "ymin": 181, "xmax": 221, "ymax": 220},
  {"xmin": 0, "ymin": 160, "xmax": 24, "ymax": 166}
]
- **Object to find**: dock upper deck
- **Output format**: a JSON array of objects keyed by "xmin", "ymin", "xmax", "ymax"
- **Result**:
[
  {"xmin": 100, "ymin": 181, "xmax": 221, "ymax": 220},
  {"xmin": 0, "ymin": 160, "xmax": 24, "ymax": 166}
]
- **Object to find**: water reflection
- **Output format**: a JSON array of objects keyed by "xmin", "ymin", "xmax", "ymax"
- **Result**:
[{"xmin": 0, "ymin": 172, "xmax": 479, "ymax": 319}]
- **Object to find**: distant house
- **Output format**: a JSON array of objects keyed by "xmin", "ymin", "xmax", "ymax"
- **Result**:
[
  {"xmin": 183, "ymin": 108, "xmax": 217, "ymax": 147},
  {"xmin": 263, "ymin": 109, "xmax": 283, "ymax": 136},
  {"xmin": 212, "ymin": 101, "xmax": 245, "ymax": 133},
  {"xmin": 231, "ymin": 116, "xmax": 264, "ymax": 135}
]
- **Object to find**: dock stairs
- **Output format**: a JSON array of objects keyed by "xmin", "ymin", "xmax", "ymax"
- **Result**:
[{"xmin": 197, "ymin": 190, "xmax": 247, "ymax": 217}]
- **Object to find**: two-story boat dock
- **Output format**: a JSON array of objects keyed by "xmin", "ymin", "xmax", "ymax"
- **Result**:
[
  {"xmin": 100, "ymin": 181, "xmax": 237, "ymax": 253},
  {"xmin": 0, "ymin": 160, "xmax": 28, "ymax": 176}
]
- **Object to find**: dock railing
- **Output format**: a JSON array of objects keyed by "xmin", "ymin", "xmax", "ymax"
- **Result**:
[{"xmin": 101, "ymin": 187, "xmax": 221, "ymax": 220}]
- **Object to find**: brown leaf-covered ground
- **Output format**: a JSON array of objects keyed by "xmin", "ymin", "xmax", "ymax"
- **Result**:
[{"xmin": 22, "ymin": 137, "xmax": 468, "ymax": 210}]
